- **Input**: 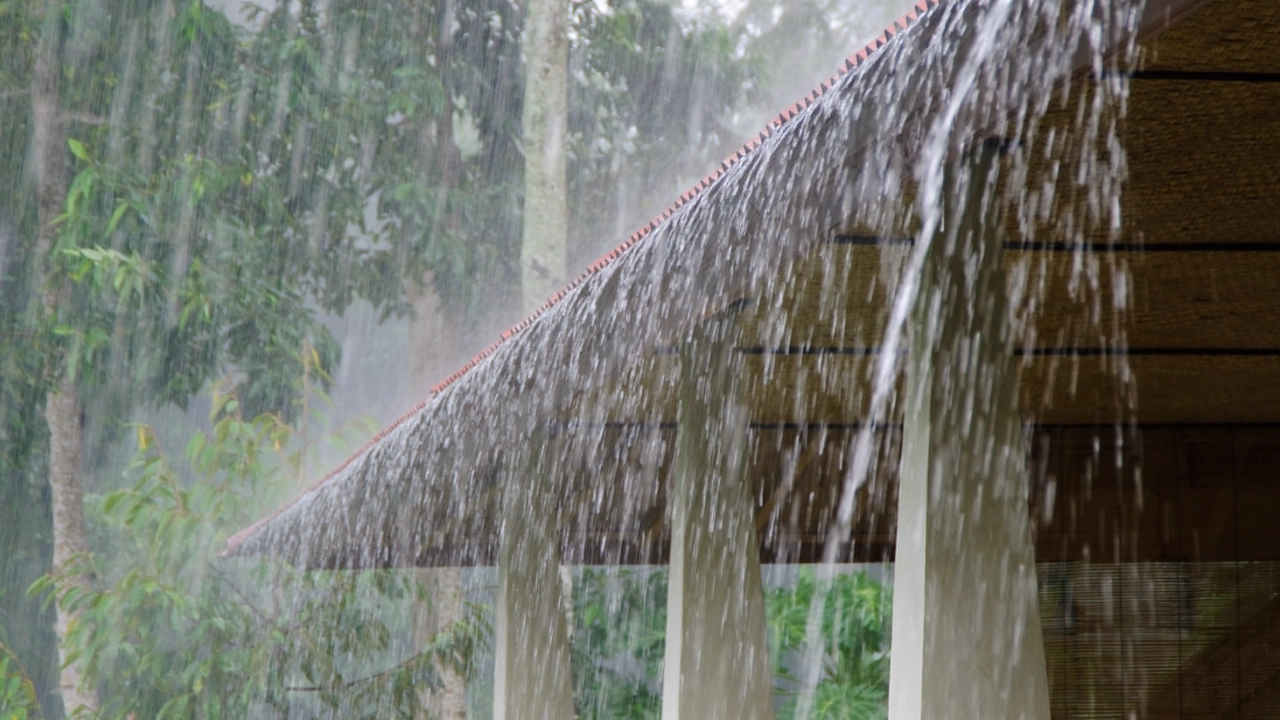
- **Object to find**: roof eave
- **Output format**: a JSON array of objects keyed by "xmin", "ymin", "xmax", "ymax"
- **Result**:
[{"xmin": 223, "ymin": 0, "xmax": 1213, "ymax": 568}]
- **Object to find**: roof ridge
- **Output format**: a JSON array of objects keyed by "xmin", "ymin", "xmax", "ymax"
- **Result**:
[
  {"xmin": 224, "ymin": 0, "xmax": 941, "ymax": 552},
  {"xmin": 427, "ymin": 1, "xmax": 939, "ymax": 397}
]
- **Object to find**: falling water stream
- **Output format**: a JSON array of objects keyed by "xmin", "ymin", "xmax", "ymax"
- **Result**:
[
  {"xmin": 15, "ymin": 0, "xmax": 1280, "ymax": 715},
  {"xmin": 795, "ymin": 0, "xmax": 1144, "ymax": 715},
  {"xmin": 233, "ymin": 0, "xmax": 1157, "ymax": 716}
]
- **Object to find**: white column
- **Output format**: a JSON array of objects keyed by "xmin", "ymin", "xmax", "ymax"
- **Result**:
[
  {"xmin": 494, "ymin": 444, "xmax": 575, "ymax": 720},
  {"xmin": 888, "ymin": 142, "xmax": 1051, "ymax": 720},
  {"xmin": 662, "ymin": 314, "xmax": 775, "ymax": 720}
]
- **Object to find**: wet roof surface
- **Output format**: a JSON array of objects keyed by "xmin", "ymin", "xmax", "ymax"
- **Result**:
[{"xmin": 223, "ymin": 0, "xmax": 944, "ymax": 554}]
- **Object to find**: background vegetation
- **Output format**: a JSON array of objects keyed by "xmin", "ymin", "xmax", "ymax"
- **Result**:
[{"xmin": 0, "ymin": 0, "xmax": 907, "ymax": 716}]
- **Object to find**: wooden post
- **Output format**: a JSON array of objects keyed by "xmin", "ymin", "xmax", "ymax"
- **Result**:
[
  {"xmin": 662, "ymin": 312, "xmax": 775, "ymax": 720},
  {"xmin": 887, "ymin": 141, "xmax": 1051, "ymax": 720},
  {"xmin": 494, "ymin": 443, "xmax": 575, "ymax": 720}
]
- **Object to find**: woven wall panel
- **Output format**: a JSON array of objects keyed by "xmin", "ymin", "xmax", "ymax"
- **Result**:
[
  {"xmin": 738, "ymin": 243, "xmax": 894, "ymax": 350},
  {"xmin": 1012, "ymin": 249, "xmax": 1280, "ymax": 350},
  {"xmin": 1045, "ymin": 562, "xmax": 1280, "ymax": 719},
  {"xmin": 738, "ymin": 244, "xmax": 1280, "ymax": 355},
  {"xmin": 1125, "ymin": 81, "xmax": 1280, "ymax": 245},
  {"xmin": 526, "ymin": 423, "xmax": 1280, "ymax": 567},
  {"xmin": 1138, "ymin": 0, "xmax": 1280, "ymax": 73}
]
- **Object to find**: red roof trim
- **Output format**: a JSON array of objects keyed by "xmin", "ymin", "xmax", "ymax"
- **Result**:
[{"xmin": 224, "ymin": 0, "xmax": 941, "ymax": 555}]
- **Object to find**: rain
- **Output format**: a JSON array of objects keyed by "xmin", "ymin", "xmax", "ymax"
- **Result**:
[{"xmin": 3, "ymin": 0, "xmax": 1279, "ymax": 718}]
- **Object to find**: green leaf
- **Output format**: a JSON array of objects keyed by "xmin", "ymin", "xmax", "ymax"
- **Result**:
[
  {"xmin": 67, "ymin": 137, "xmax": 89, "ymax": 161},
  {"xmin": 106, "ymin": 201, "xmax": 129, "ymax": 235},
  {"xmin": 102, "ymin": 491, "xmax": 129, "ymax": 516}
]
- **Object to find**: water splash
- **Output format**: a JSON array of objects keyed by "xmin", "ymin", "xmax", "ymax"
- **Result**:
[{"xmin": 230, "ymin": 0, "xmax": 1157, "ymax": 715}]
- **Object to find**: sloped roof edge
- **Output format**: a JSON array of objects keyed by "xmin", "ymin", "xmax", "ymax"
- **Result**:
[
  {"xmin": 223, "ymin": 0, "xmax": 945, "ymax": 556},
  {"xmin": 224, "ymin": 0, "xmax": 1214, "ymax": 559}
]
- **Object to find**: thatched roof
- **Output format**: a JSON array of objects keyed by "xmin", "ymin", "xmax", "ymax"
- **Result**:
[{"xmin": 224, "ymin": 0, "xmax": 1280, "ymax": 571}]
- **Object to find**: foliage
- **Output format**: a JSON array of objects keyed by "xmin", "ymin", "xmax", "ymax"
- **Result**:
[
  {"xmin": 0, "ymin": 0, "xmax": 534, "ymax": 455},
  {"xmin": 30, "ymin": 385, "xmax": 486, "ymax": 719},
  {"xmin": 0, "ymin": 642, "xmax": 43, "ymax": 720},
  {"xmin": 1, "ymin": 0, "xmax": 518, "ymax": 703},
  {"xmin": 0, "ymin": 411, "xmax": 56, "ymax": 716},
  {"xmin": 800, "ymin": 681, "xmax": 890, "ymax": 720},
  {"xmin": 570, "ymin": 568, "xmax": 667, "ymax": 719},
  {"xmin": 566, "ymin": 566, "xmax": 892, "ymax": 720},
  {"xmin": 566, "ymin": 0, "xmax": 761, "ymax": 263},
  {"xmin": 0, "ymin": 0, "xmax": 905, "ymax": 714},
  {"xmin": 767, "ymin": 568, "xmax": 891, "ymax": 720}
]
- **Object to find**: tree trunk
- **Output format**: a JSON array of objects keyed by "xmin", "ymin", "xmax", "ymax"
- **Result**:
[
  {"xmin": 32, "ymin": 3, "xmax": 99, "ymax": 716},
  {"xmin": 519, "ymin": 0, "xmax": 569, "ymax": 314},
  {"xmin": 136, "ymin": 0, "xmax": 176, "ymax": 177},
  {"xmin": 43, "ymin": 383, "xmax": 95, "ymax": 717}
]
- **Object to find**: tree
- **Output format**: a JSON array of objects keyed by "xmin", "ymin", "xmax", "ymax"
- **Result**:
[
  {"xmin": 565, "ymin": 0, "xmax": 759, "ymax": 265},
  {"xmin": 1, "ymin": 0, "xmax": 511, "ymax": 713},
  {"xmin": 34, "ymin": 381, "xmax": 487, "ymax": 719},
  {"xmin": 0, "ymin": 0, "xmax": 906, "ymax": 715},
  {"xmin": 27, "ymin": 0, "xmax": 97, "ymax": 712},
  {"xmin": 520, "ymin": 0, "xmax": 570, "ymax": 313}
]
